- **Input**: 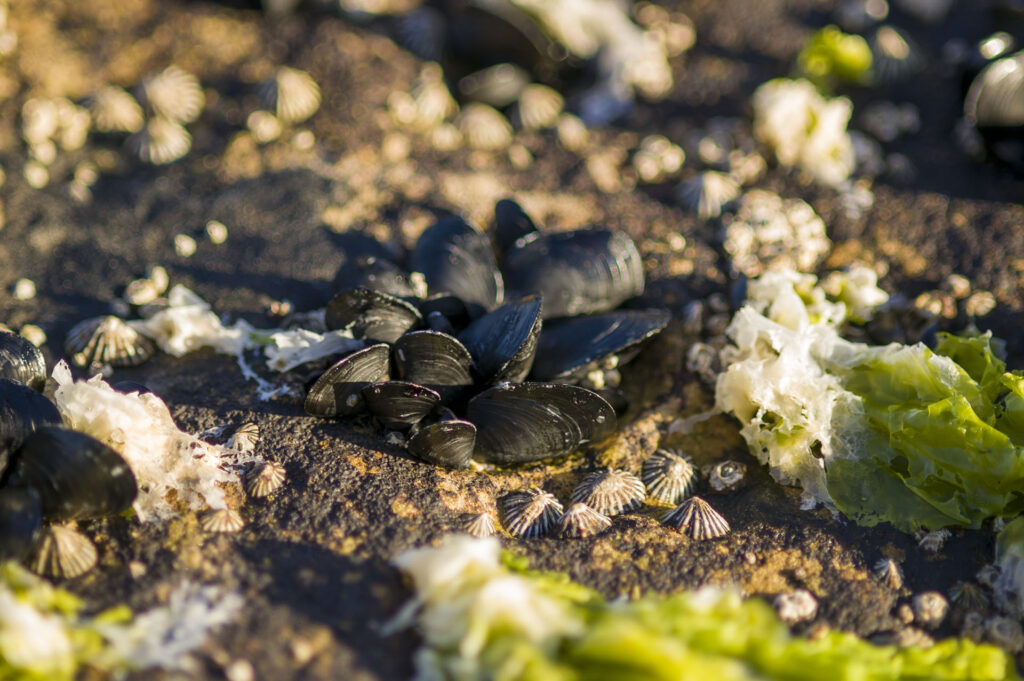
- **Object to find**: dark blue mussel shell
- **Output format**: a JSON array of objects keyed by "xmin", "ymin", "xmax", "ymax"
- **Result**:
[
  {"xmin": 332, "ymin": 255, "xmax": 420, "ymax": 298},
  {"xmin": 0, "ymin": 331, "xmax": 47, "ymax": 392},
  {"xmin": 410, "ymin": 216, "xmax": 504, "ymax": 317},
  {"xmin": 467, "ymin": 382, "xmax": 616, "ymax": 464},
  {"xmin": 965, "ymin": 49, "xmax": 1024, "ymax": 171},
  {"xmin": 407, "ymin": 418, "xmax": 476, "ymax": 469},
  {"xmin": 502, "ymin": 228, "xmax": 644, "ymax": 318},
  {"xmin": 325, "ymin": 287, "xmax": 423, "ymax": 345},
  {"xmin": 393, "ymin": 330, "xmax": 475, "ymax": 405},
  {"xmin": 458, "ymin": 295, "xmax": 542, "ymax": 384},
  {"xmin": 494, "ymin": 198, "xmax": 539, "ymax": 254},
  {"xmin": 9, "ymin": 425, "xmax": 137, "ymax": 521},
  {"xmin": 0, "ymin": 486, "xmax": 42, "ymax": 563},
  {"xmin": 0, "ymin": 378, "xmax": 62, "ymax": 479},
  {"xmin": 362, "ymin": 381, "xmax": 441, "ymax": 431},
  {"xmin": 305, "ymin": 344, "xmax": 391, "ymax": 418}
]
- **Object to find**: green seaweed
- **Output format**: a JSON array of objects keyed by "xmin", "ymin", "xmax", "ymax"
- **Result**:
[{"xmin": 797, "ymin": 25, "xmax": 873, "ymax": 89}]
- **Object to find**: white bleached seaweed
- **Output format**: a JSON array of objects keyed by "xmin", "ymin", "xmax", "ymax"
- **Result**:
[{"xmin": 51, "ymin": 361, "xmax": 259, "ymax": 521}]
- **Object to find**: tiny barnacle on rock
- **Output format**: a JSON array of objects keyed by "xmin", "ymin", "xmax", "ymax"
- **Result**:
[
  {"xmin": 662, "ymin": 495, "xmax": 729, "ymax": 540},
  {"xmin": 65, "ymin": 315, "xmax": 156, "ymax": 369},
  {"xmin": 915, "ymin": 528, "xmax": 951, "ymax": 553},
  {"xmin": 570, "ymin": 469, "xmax": 645, "ymax": 516},
  {"xmin": 136, "ymin": 65, "xmax": 205, "ymax": 124},
  {"xmin": 260, "ymin": 66, "xmax": 321, "ymax": 124},
  {"xmin": 705, "ymin": 460, "xmax": 747, "ymax": 493},
  {"xmin": 985, "ymin": 615, "xmax": 1024, "ymax": 653},
  {"xmin": 515, "ymin": 84, "xmax": 564, "ymax": 131},
  {"xmin": 557, "ymin": 502, "xmax": 612, "ymax": 539},
  {"xmin": 874, "ymin": 557, "xmax": 904, "ymax": 589},
  {"xmin": 244, "ymin": 461, "xmax": 285, "ymax": 498},
  {"xmin": 912, "ymin": 591, "xmax": 949, "ymax": 629},
  {"xmin": 202, "ymin": 508, "xmax": 245, "ymax": 534},
  {"xmin": 127, "ymin": 116, "xmax": 192, "ymax": 165},
  {"xmin": 961, "ymin": 611, "xmax": 986, "ymax": 642},
  {"xmin": 30, "ymin": 524, "xmax": 98, "ymax": 579},
  {"xmin": 976, "ymin": 563, "xmax": 1001, "ymax": 589},
  {"xmin": 676, "ymin": 170, "xmax": 739, "ymax": 219},
  {"xmin": 228, "ymin": 423, "xmax": 260, "ymax": 454},
  {"xmin": 774, "ymin": 589, "xmax": 818, "ymax": 624},
  {"xmin": 949, "ymin": 581, "xmax": 990, "ymax": 612},
  {"xmin": 88, "ymin": 85, "xmax": 144, "ymax": 133},
  {"xmin": 642, "ymin": 449, "xmax": 697, "ymax": 505},
  {"xmin": 501, "ymin": 489, "xmax": 563, "ymax": 539},
  {"xmin": 458, "ymin": 103, "xmax": 513, "ymax": 151},
  {"xmin": 464, "ymin": 512, "xmax": 499, "ymax": 538}
]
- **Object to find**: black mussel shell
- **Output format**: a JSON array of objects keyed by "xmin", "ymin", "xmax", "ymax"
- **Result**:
[
  {"xmin": 458, "ymin": 295, "xmax": 542, "ymax": 384},
  {"xmin": 305, "ymin": 344, "xmax": 391, "ymax": 418},
  {"xmin": 0, "ymin": 331, "xmax": 47, "ymax": 392},
  {"xmin": 530, "ymin": 310, "xmax": 671, "ymax": 382},
  {"xmin": 407, "ymin": 419, "xmax": 476, "ymax": 469},
  {"xmin": 594, "ymin": 388, "xmax": 629, "ymax": 417},
  {"xmin": 467, "ymin": 382, "xmax": 617, "ymax": 464},
  {"xmin": 331, "ymin": 256, "xmax": 419, "ymax": 298},
  {"xmin": 393, "ymin": 330, "xmax": 475, "ymax": 405},
  {"xmin": 362, "ymin": 381, "xmax": 442, "ymax": 431},
  {"xmin": 113, "ymin": 380, "xmax": 152, "ymax": 394},
  {"xmin": 410, "ymin": 216, "xmax": 504, "ymax": 316},
  {"xmin": 418, "ymin": 294, "xmax": 471, "ymax": 332},
  {"xmin": 965, "ymin": 50, "xmax": 1024, "ymax": 170},
  {"xmin": 10, "ymin": 426, "xmax": 137, "ymax": 521},
  {"xmin": 0, "ymin": 378, "xmax": 62, "ymax": 478},
  {"xmin": 494, "ymin": 198, "xmax": 540, "ymax": 254},
  {"xmin": 502, "ymin": 229, "xmax": 644, "ymax": 319},
  {"xmin": 325, "ymin": 288, "xmax": 423, "ymax": 344},
  {"xmin": 0, "ymin": 486, "xmax": 42, "ymax": 563}
]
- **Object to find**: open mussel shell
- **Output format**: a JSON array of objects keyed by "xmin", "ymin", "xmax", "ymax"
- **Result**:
[
  {"xmin": 331, "ymin": 256, "xmax": 419, "ymax": 298},
  {"xmin": 467, "ymin": 382, "xmax": 616, "ymax": 464},
  {"xmin": 0, "ymin": 486, "xmax": 42, "ymax": 563},
  {"xmin": 530, "ymin": 309, "xmax": 671, "ymax": 383},
  {"xmin": 304, "ymin": 344, "xmax": 391, "ymax": 418},
  {"xmin": 494, "ymin": 198, "xmax": 540, "ymax": 254},
  {"xmin": 325, "ymin": 288, "xmax": 423, "ymax": 344},
  {"xmin": 0, "ymin": 378, "xmax": 62, "ymax": 476},
  {"xmin": 10, "ymin": 425, "xmax": 137, "ymax": 521},
  {"xmin": 393, "ymin": 330, "xmax": 475, "ymax": 405},
  {"xmin": 407, "ymin": 419, "xmax": 476, "ymax": 469},
  {"xmin": 458, "ymin": 295, "xmax": 542, "ymax": 384},
  {"xmin": 502, "ymin": 229, "xmax": 645, "ymax": 319},
  {"xmin": 410, "ymin": 216, "xmax": 504, "ymax": 317},
  {"xmin": 965, "ymin": 50, "xmax": 1024, "ymax": 170},
  {"xmin": 362, "ymin": 381, "xmax": 442, "ymax": 431},
  {"xmin": 0, "ymin": 330, "xmax": 47, "ymax": 392}
]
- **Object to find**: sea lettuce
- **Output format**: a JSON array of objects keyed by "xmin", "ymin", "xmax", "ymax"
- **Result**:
[
  {"xmin": 390, "ymin": 536, "xmax": 1019, "ymax": 681},
  {"xmin": 717, "ymin": 269, "xmax": 1024, "ymax": 532}
]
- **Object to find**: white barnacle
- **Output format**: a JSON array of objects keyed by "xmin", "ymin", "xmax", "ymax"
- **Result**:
[
  {"xmin": 570, "ymin": 469, "xmax": 645, "ymax": 516},
  {"xmin": 65, "ymin": 315, "xmax": 156, "ymax": 369},
  {"xmin": 662, "ymin": 495, "xmax": 730, "ymax": 540},
  {"xmin": 259, "ymin": 67, "xmax": 321, "ymax": 124},
  {"xmin": 30, "ymin": 525, "xmax": 98, "ymax": 579},
  {"xmin": 642, "ymin": 448, "xmax": 697, "ymax": 505},
  {"xmin": 501, "ymin": 488, "xmax": 563, "ymax": 538},
  {"xmin": 557, "ymin": 502, "xmax": 612, "ymax": 539},
  {"xmin": 136, "ymin": 65, "xmax": 205, "ymax": 124}
]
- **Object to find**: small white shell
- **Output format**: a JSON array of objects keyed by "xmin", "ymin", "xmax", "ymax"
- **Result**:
[
  {"xmin": 915, "ymin": 528, "xmax": 951, "ymax": 553},
  {"xmin": 516, "ymin": 84, "xmax": 564, "ymax": 130},
  {"xmin": 128, "ymin": 116, "xmax": 192, "ymax": 165},
  {"xmin": 202, "ymin": 508, "xmax": 245, "ymax": 533},
  {"xmin": 458, "ymin": 103, "xmax": 512, "ymax": 151},
  {"xmin": 464, "ymin": 512, "xmax": 499, "ymax": 538},
  {"xmin": 977, "ymin": 564, "xmax": 1001, "ymax": 589},
  {"xmin": 502, "ymin": 488, "xmax": 563, "ymax": 539},
  {"xmin": 662, "ymin": 496, "xmax": 730, "ymax": 540},
  {"xmin": 985, "ymin": 616, "xmax": 1024, "ymax": 653},
  {"xmin": 557, "ymin": 502, "xmax": 611, "ymax": 539},
  {"xmin": 676, "ymin": 171, "xmax": 739, "ymax": 219},
  {"xmin": 65, "ymin": 315, "xmax": 156, "ymax": 369},
  {"xmin": 30, "ymin": 525, "xmax": 98, "ymax": 579},
  {"xmin": 774, "ymin": 589, "xmax": 818, "ymax": 624},
  {"xmin": 570, "ymin": 469, "xmax": 645, "ymax": 516},
  {"xmin": 706, "ymin": 460, "xmax": 747, "ymax": 493},
  {"xmin": 874, "ymin": 558, "xmax": 904, "ymax": 590},
  {"xmin": 642, "ymin": 449, "xmax": 697, "ymax": 505},
  {"xmin": 260, "ymin": 67, "xmax": 321, "ymax": 124},
  {"xmin": 912, "ymin": 591, "xmax": 949, "ymax": 628},
  {"xmin": 229, "ymin": 423, "xmax": 260, "ymax": 454},
  {"xmin": 137, "ymin": 65, "xmax": 205, "ymax": 124},
  {"xmin": 89, "ymin": 85, "xmax": 144, "ymax": 133},
  {"xmin": 244, "ymin": 461, "xmax": 285, "ymax": 498}
]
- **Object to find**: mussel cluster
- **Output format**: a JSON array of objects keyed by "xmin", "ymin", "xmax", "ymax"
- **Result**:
[
  {"xmin": 0, "ymin": 331, "xmax": 137, "ymax": 575},
  {"xmin": 304, "ymin": 199, "xmax": 670, "ymax": 468}
]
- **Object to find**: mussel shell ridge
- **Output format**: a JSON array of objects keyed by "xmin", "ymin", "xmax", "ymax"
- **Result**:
[
  {"xmin": 467, "ymin": 382, "xmax": 616, "ymax": 464},
  {"xmin": 362, "ymin": 381, "xmax": 441, "ymax": 431},
  {"xmin": 410, "ymin": 216, "xmax": 504, "ymax": 316},
  {"xmin": 324, "ymin": 288, "xmax": 423, "ymax": 344},
  {"xmin": 503, "ymin": 229, "xmax": 644, "ymax": 318},
  {"xmin": 0, "ymin": 331, "xmax": 47, "ymax": 392},
  {"xmin": 305, "ymin": 344, "xmax": 391, "ymax": 418},
  {"xmin": 0, "ymin": 486, "xmax": 42, "ymax": 563},
  {"xmin": 458, "ymin": 295, "xmax": 542, "ymax": 384},
  {"xmin": 11, "ymin": 426, "xmax": 137, "ymax": 521},
  {"xmin": 407, "ymin": 420, "xmax": 476, "ymax": 469},
  {"xmin": 0, "ymin": 378, "xmax": 63, "ymax": 476}
]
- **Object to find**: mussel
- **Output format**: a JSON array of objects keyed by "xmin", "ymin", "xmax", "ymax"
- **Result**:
[
  {"xmin": 0, "ymin": 378, "xmax": 62, "ymax": 476},
  {"xmin": 305, "ymin": 344, "xmax": 391, "ymax": 417},
  {"xmin": 392, "ymin": 330, "xmax": 475, "ymax": 405},
  {"xmin": 458, "ymin": 295, "xmax": 543, "ymax": 384},
  {"xmin": 502, "ymin": 229, "xmax": 645, "ymax": 318},
  {"xmin": 0, "ymin": 486, "xmax": 42, "ymax": 562},
  {"xmin": 0, "ymin": 331, "xmax": 47, "ymax": 392},
  {"xmin": 332, "ymin": 255, "xmax": 420, "ymax": 298},
  {"xmin": 325, "ymin": 288, "xmax": 423, "ymax": 344},
  {"xmin": 965, "ymin": 49, "xmax": 1024, "ymax": 171},
  {"xmin": 494, "ymin": 198, "xmax": 540, "ymax": 253},
  {"xmin": 407, "ymin": 418, "xmax": 477, "ymax": 469},
  {"xmin": 410, "ymin": 216, "xmax": 504, "ymax": 316},
  {"xmin": 362, "ymin": 381, "xmax": 442, "ymax": 431},
  {"xmin": 467, "ymin": 382, "xmax": 616, "ymax": 464},
  {"xmin": 9, "ymin": 425, "xmax": 137, "ymax": 521}
]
